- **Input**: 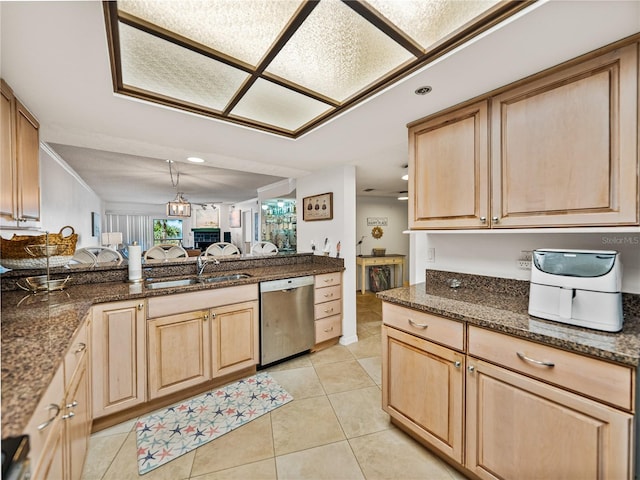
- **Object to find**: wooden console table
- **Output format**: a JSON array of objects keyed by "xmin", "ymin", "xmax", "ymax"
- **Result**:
[{"xmin": 356, "ymin": 254, "xmax": 406, "ymax": 294}]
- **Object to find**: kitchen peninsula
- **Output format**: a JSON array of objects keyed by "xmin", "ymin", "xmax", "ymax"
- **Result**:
[{"xmin": 1, "ymin": 253, "xmax": 344, "ymax": 479}]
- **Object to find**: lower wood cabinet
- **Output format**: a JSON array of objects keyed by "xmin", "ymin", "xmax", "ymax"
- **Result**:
[
  {"xmin": 313, "ymin": 272, "xmax": 342, "ymax": 348},
  {"xmin": 382, "ymin": 325, "xmax": 464, "ymax": 462},
  {"xmin": 382, "ymin": 302, "xmax": 636, "ymax": 480},
  {"xmin": 211, "ymin": 300, "xmax": 259, "ymax": 377},
  {"xmin": 25, "ymin": 318, "xmax": 92, "ymax": 480},
  {"xmin": 148, "ymin": 310, "xmax": 211, "ymax": 399},
  {"xmin": 466, "ymin": 358, "xmax": 633, "ymax": 480},
  {"xmin": 92, "ymin": 299, "xmax": 146, "ymax": 417}
]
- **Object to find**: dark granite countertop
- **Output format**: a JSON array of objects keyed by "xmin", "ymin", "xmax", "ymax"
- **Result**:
[
  {"xmin": 1, "ymin": 254, "xmax": 344, "ymax": 438},
  {"xmin": 377, "ymin": 270, "xmax": 640, "ymax": 368}
]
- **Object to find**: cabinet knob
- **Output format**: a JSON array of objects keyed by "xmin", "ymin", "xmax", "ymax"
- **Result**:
[
  {"xmin": 137, "ymin": 303, "xmax": 144, "ymax": 311},
  {"xmin": 479, "ymin": 216, "xmax": 487, "ymax": 223},
  {"xmin": 468, "ymin": 365, "xmax": 475, "ymax": 373},
  {"xmin": 204, "ymin": 314, "xmax": 209, "ymax": 321},
  {"xmin": 454, "ymin": 361, "xmax": 461, "ymax": 368},
  {"xmin": 492, "ymin": 216, "xmax": 499, "ymax": 223},
  {"xmin": 74, "ymin": 342, "xmax": 87, "ymax": 354}
]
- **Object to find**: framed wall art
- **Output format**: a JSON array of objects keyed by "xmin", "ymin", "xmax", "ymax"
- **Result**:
[
  {"xmin": 229, "ymin": 208, "xmax": 241, "ymax": 228},
  {"xmin": 303, "ymin": 192, "xmax": 333, "ymax": 221}
]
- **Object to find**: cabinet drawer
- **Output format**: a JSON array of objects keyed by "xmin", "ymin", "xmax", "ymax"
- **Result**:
[
  {"xmin": 315, "ymin": 299, "xmax": 341, "ymax": 320},
  {"xmin": 315, "ymin": 272, "xmax": 341, "ymax": 288},
  {"xmin": 382, "ymin": 302, "xmax": 464, "ymax": 351},
  {"xmin": 315, "ymin": 315, "xmax": 342, "ymax": 343},
  {"xmin": 315, "ymin": 284, "xmax": 341, "ymax": 304},
  {"xmin": 64, "ymin": 318, "xmax": 89, "ymax": 387},
  {"xmin": 468, "ymin": 326, "xmax": 634, "ymax": 411}
]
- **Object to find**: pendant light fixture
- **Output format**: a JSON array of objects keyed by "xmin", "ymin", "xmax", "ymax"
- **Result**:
[{"xmin": 165, "ymin": 160, "xmax": 192, "ymax": 217}]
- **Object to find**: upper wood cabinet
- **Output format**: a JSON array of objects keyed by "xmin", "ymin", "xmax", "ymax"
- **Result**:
[
  {"xmin": 409, "ymin": 100, "xmax": 489, "ymax": 229},
  {"xmin": 0, "ymin": 79, "xmax": 40, "ymax": 224},
  {"xmin": 491, "ymin": 42, "xmax": 638, "ymax": 228},
  {"xmin": 409, "ymin": 40, "xmax": 639, "ymax": 229}
]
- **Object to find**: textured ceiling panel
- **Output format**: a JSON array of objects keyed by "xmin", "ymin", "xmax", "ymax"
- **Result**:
[
  {"xmin": 366, "ymin": 0, "xmax": 501, "ymax": 51},
  {"xmin": 119, "ymin": 22, "xmax": 248, "ymax": 110},
  {"xmin": 231, "ymin": 78, "xmax": 333, "ymax": 132},
  {"xmin": 118, "ymin": 0, "xmax": 304, "ymax": 67},
  {"xmin": 265, "ymin": 0, "xmax": 416, "ymax": 102}
]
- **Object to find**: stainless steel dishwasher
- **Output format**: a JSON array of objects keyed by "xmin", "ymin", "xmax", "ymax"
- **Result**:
[{"xmin": 260, "ymin": 275, "xmax": 315, "ymax": 366}]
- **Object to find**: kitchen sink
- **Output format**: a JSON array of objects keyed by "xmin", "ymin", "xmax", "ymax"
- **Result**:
[
  {"xmin": 145, "ymin": 273, "xmax": 252, "ymax": 289},
  {"xmin": 201, "ymin": 273, "xmax": 251, "ymax": 283}
]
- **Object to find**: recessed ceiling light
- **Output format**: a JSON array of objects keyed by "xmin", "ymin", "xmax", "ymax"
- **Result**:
[
  {"xmin": 414, "ymin": 86, "xmax": 432, "ymax": 95},
  {"xmin": 398, "ymin": 196, "xmax": 409, "ymax": 201},
  {"xmin": 401, "ymin": 174, "xmax": 408, "ymax": 181},
  {"xmin": 187, "ymin": 156, "xmax": 204, "ymax": 163}
]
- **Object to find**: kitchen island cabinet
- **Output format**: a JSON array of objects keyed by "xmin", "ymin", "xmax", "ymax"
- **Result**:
[
  {"xmin": 91, "ymin": 299, "xmax": 146, "ymax": 418},
  {"xmin": 25, "ymin": 318, "xmax": 91, "ymax": 480}
]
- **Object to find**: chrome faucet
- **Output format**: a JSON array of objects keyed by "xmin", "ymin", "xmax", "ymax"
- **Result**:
[{"xmin": 197, "ymin": 254, "xmax": 219, "ymax": 276}]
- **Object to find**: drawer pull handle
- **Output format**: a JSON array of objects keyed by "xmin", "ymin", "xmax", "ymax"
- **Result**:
[
  {"xmin": 66, "ymin": 400, "xmax": 78, "ymax": 409},
  {"xmin": 407, "ymin": 318, "xmax": 428, "ymax": 329},
  {"xmin": 37, "ymin": 404, "xmax": 61, "ymax": 430},
  {"xmin": 324, "ymin": 327, "xmax": 334, "ymax": 332},
  {"xmin": 516, "ymin": 352, "xmax": 555, "ymax": 368},
  {"xmin": 324, "ymin": 278, "xmax": 334, "ymax": 283},
  {"xmin": 324, "ymin": 293, "xmax": 334, "ymax": 298},
  {"xmin": 324, "ymin": 308, "xmax": 334, "ymax": 313},
  {"xmin": 62, "ymin": 411, "xmax": 75, "ymax": 420},
  {"xmin": 74, "ymin": 342, "xmax": 86, "ymax": 354}
]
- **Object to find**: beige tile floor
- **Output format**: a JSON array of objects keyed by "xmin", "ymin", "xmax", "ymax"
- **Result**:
[{"xmin": 81, "ymin": 292, "xmax": 468, "ymax": 480}]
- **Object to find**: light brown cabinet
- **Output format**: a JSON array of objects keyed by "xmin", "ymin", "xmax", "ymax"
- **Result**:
[
  {"xmin": 313, "ymin": 272, "xmax": 342, "ymax": 347},
  {"xmin": 146, "ymin": 285, "xmax": 259, "ymax": 399},
  {"xmin": 211, "ymin": 300, "xmax": 259, "ymax": 377},
  {"xmin": 409, "ymin": 40, "xmax": 639, "ymax": 229},
  {"xmin": 409, "ymin": 100, "xmax": 489, "ymax": 229},
  {"xmin": 25, "ymin": 318, "xmax": 92, "ymax": 480},
  {"xmin": 92, "ymin": 300, "xmax": 146, "ymax": 418},
  {"xmin": 382, "ymin": 303, "xmax": 636, "ymax": 479},
  {"xmin": 148, "ymin": 310, "xmax": 211, "ymax": 399},
  {"xmin": 382, "ymin": 325, "xmax": 464, "ymax": 462},
  {"xmin": 0, "ymin": 78, "xmax": 40, "ymax": 224},
  {"xmin": 465, "ymin": 358, "xmax": 632, "ymax": 480}
]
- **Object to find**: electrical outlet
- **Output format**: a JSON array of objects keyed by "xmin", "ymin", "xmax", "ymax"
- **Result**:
[
  {"xmin": 427, "ymin": 248, "xmax": 435, "ymax": 263},
  {"xmin": 517, "ymin": 250, "xmax": 532, "ymax": 270}
]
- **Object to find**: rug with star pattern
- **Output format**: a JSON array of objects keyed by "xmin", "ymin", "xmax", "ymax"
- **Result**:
[{"xmin": 135, "ymin": 372, "xmax": 293, "ymax": 474}]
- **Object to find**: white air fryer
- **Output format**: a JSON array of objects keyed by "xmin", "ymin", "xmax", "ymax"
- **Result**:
[{"xmin": 528, "ymin": 249, "xmax": 623, "ymax": 332}]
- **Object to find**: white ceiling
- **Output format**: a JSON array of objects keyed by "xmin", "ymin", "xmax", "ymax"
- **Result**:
[{"xmin": 1, "ymin": 1, "xmax": 639, "ymax": 207}]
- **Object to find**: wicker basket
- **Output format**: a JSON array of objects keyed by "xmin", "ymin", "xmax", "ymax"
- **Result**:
[{"xmin": 0, "ymin": 226, "xmax": 77, "ymax": 269}]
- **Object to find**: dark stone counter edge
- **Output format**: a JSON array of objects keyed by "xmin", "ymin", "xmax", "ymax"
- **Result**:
[{"xmin": 377, "ymin": 289, "xmax": 640, "ymax": 368}]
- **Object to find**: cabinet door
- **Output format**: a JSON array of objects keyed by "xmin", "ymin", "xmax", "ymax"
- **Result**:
[
  {"xmin": 1, "ymin": 80, "xmax": 15, "ymax": 219},
  {"xmin": 465, "ymin": 358, "xmax": 633, "ymax": 480},
  {"xmin": 211, "ymin": 301, "xmax": 258, "ymax": 377},
  {"xmin": 491, "ymin": 43, "xmax": 638, "ymax": 227},
  {"xmin": 64, "ymin": 355, "xmax": 91, "ymax": 480},
  {"xmin": 92, "ymin": 300, "xmax": 146, "ymax": 417},
  {"xmin": 382, "ymin": 326, "xmax": 464, "ymax": 462},
  {"xmin": 408, "ymin": 100, "xmax": 489, "ymax": 229},
  {"xmin": 30, "ymin": 417, "xmax": 65, "ymax": 480},
  {"xmin": 15, "ymin": 98, "xmax": 40, "ymax": 221},
  {"xmin": 148, "ymin": 310, "xmax": 211, "ymax": 399}
]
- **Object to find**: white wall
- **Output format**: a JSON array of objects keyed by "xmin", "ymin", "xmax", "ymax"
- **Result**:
[
  {"xmin": 356, "ymin": 196, "xmax": 409, "ymax": 289},
  {"xmin": 410, "ymin": 231, "xmax": 640, "ymax": 294},
  {"xmin": 229, "ymin": 199, "xmax": 259, "ymax": 253},
  {"xmin": 297, "ymin": 165, "xmax": 357, "ymax": 345},
  {"xmin": 39, "ymin": 145, "xmax": 103, "ymax": 248}
]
